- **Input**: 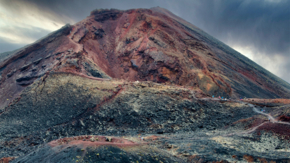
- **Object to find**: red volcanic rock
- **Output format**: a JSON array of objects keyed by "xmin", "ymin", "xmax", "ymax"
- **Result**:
[
  {"xmin": 257, "ymin": 123, "xmax": 290, "ymax": 139},
  {"xmin": 0, "ymin": 157, "xmax": 15, "ymax": 163},
  {"xmin": 278, "ymin": 115, "xmax": 290, "ymax": 122},
  {"xmin": 1, "ymin": 7, "xmax": 290, "ymax": 110}
]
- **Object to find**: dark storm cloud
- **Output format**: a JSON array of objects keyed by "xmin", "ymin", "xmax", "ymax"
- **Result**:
[
  {"xmin": 176, "ymin": 0, "xmax": 290, "ymax": 57},
  {"xmin": 0, "ymin": 0, "xmax": 289, "ymax": 83}
]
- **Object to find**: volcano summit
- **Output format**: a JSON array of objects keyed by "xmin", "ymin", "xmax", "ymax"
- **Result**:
[{"xmin": 0, "ymin": 7, "xmax": 290, "ymax": 163}]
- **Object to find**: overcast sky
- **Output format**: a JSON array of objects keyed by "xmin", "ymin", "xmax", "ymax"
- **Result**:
[{"xmin": 0, "ymin": 0, "xmax": 289, "ymax": 83}]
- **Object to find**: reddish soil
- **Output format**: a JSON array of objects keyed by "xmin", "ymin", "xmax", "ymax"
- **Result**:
[
  {"xmin": 256, "ymin": 123, "xmax": 290, "ymax": 139},
  {"xmin": 48, "ymin": 135, "xmax": 141, "ymax": 148},
  {"xmin": 243, "ymin": 155, "xmax": 254, "ymax": 162},
  {"xmin": 0, "ymin": 157, "xmax": 15, "ymax": 163},
  {"xmin": 278, "ymin": 115, "xmax": 290, "ymax": 122},
  {"xmin": 246, "ymin": 118, "xmax": 267, "ymax": 130},
  {"xmin": 244, "ymin": 98, "xmax": 290, "ymax": 106},
  {"xmin": 143, "ymin": 135, "xmax": 168, "ymax": 141}
]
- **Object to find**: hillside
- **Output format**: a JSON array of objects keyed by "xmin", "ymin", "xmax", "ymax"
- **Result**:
[{"xmin": 0, "ymin": 7, "xmax": 290, "ymax": 163}]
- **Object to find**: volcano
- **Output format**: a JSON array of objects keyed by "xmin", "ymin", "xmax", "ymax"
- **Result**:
[{"xmin": 0, "ymin": 7, "xmax": 290, "ymax": 163}]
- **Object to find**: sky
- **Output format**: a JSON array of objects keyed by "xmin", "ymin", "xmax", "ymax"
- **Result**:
[{"xmin": 0, "ymin": 0, "xmax": 289, "ymax": 83}]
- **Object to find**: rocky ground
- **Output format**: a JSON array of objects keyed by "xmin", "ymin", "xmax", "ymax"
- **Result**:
[
  {"xmin": 0, "ymin": 7, "xmax": 290, "ymax": 163},
  {"xmin": 0, "ymin": 73, "xmax": 289, "ymax": 162}
]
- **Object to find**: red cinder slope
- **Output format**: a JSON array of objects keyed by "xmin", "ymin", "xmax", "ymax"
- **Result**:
[{"xmin": 1, "ymin": 7, "xmax": 290, "ymax": 110}]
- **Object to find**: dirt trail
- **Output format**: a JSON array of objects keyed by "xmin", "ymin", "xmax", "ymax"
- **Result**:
[
  {"xmin": 201, "ymin": 98, "xmax": 290, "ymax": 126},
  {"xmin": 249, "ymin": 103, "xmax": 290, "ymax": 126},
  {"xmin": 169, "ymin": 98, "xmax": 290, "ymax": 141},
  {"xmin": 250, "ymin": 104, "xmax": 276, "ymax": 122},
  {"xmin": 224, "ymin": 103, "xmax": 290, "ymax": 137}
]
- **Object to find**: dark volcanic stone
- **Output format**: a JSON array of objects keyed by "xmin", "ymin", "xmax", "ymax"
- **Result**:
[
  {"xmin": 94, "ymin": 28, "xmax": 105, "ymax": 39},
  {"xmin": 12, "ymin": 145, "xmax": 184, "ymax": 163},
  {"xmin": 7, "ymin": 69, "xmax": 16, "ymax": 77}
]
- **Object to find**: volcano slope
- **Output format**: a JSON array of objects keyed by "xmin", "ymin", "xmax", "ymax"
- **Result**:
[{"xmin": 0, "ymin": 7, "xmax": 290, "ymax": 163}]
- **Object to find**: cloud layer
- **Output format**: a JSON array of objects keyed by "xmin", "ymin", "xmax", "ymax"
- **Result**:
[{"xmin": 0, "ymin": 0, "xmax": 289, "ymax": 83}]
